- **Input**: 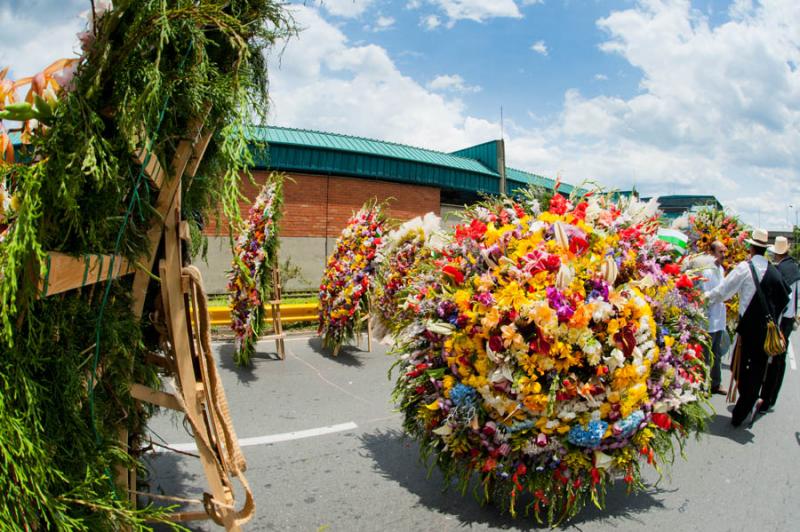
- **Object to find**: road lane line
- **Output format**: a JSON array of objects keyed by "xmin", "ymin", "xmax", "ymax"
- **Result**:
[
  {"xmin": 161, "ymin": 422, "xmax": 359, "ymax": 453},
  {"xmin": 789, "ymin": 338, "xmax": 797, "ymax": 371}
]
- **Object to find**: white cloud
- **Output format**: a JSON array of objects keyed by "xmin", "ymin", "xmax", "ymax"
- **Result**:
[
  {"xmin": 420, "ymin": 14, "xmax": 441, "ymax": 30},
  {"xmin": 594, "ymin": 73, "xmax": 608, "ymax": 81},
  {"xmin": 427, "ymin": 74, "xmax": 481, "ymax": 93},
  {"xmin": 530, "ymin": 40, "xmax": 548, "ymax": 55},
  {"xmin": 375, "ymin": 15, "xmax": 395, "ymax": 29},
  {"xmin": 0, "ymin": 4, "xmax": 84, "ymax": 79},
  {"xmin": 267, "ymin": 6, "xmax": 498, "ymax": 150},
  {"xmin": 318, "ymin": 0, "xmax": 375, "ymax": 18},
  {"xmin": 522, "ymin": 0, "xmax": 544, "ymax": 5},
  {"xmin": 269, "ymin": 1, "xmax": 800, "ymax": 228},
  {"xmin": 365, "ymin": 15, "xmax": 395, "ymax": 32},
  {"xmin": 410, "ymin": 0, "xmax": 523, "ymax": 25},
  {"xmin": 516, "ymin": 0, "xmax": 800, "ymax": 229}
]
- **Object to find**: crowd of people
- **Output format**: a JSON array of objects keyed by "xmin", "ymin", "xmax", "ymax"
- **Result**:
[{"xmin": 702, "ymin": 230, "xmax": 799, "ymax": 427}]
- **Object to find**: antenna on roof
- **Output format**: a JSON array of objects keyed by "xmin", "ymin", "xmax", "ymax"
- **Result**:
[{"xmin": 500, "ymin": 106, "xmax": 504, "ymax": 140}]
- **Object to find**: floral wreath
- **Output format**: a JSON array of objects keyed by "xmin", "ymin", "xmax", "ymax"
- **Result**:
[
  {"xmin": 227, "ymin": 174, "xmax": 284, "ymax": 366},
  {"xmin": 318, "ymin": 200, "xmax": 386, "ymax": 353}
]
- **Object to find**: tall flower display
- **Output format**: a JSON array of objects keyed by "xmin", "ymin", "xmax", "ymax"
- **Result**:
[
  {"xmin": 318, "ymin": 201, "xmax": 387, "ymax": 353},
  {"xmin": 391, "ymin": 191, "xmax": 710, "ymax": 525},
  {"xmin": 684, "ymin": 207, "xmax": 749, "ymax": 326},
  {"xmin": 228, "ymin": 175, "xmax": 284, "ymax": 366},
  {"xmin": 373, "ymin": 212, "xmax": 442, "ymax": 338},
  {"xmin": 685, "ymin": 208, "xmax": 749, "ymax": 272}
]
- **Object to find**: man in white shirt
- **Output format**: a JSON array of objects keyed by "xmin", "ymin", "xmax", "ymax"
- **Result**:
[
  {"xmin": 702, "ymin": 241, "xmax": 728, "ymax": 394},
  {"xmin": 760, "ymin": 236, "xmax": 799, "ymax": 409},
  {"xmin": 705, "ymin": 228, "xmax": 789, "ymax": 427}
]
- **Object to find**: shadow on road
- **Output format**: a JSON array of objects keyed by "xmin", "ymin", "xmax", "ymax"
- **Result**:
[
  {"xmin": 360, "ymin": 429, "xmax": 668, "ymax": 530},
  {"xmin": 142, "ymin": 452, "xmax": 205, "ymax": 531},
  {"xmin": 306, "ymin": 336, "xmax": 367, "ymax": 367},
  {"xmin": 217, "ymin": 342, "xmax": 283, "ymax": 385},
  {"xmin": 704, "ymin": 413, "xmax": 755, "ymax": 444}
]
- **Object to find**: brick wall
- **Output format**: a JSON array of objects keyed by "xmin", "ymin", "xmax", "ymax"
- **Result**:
[{"xmin": 204, "ymin": 171, "xmax": 441, "ymax": 237}]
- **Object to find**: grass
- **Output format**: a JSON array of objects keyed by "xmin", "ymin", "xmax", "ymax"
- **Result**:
[{"xmin": 207, "ymin": 294, "xmax": 318, "ymax": 307}]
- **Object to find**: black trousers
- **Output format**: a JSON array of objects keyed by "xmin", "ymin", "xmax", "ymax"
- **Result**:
[
  {"xmin": 732, "ymin": 332, "xmax": 769, "ymax": 425},
  {"xmin": 759, "ymin": 317, "xmax": 795, "ymax": 408},
  {"xmin": 707, "ymin": 330, "xmax": 724, "ymax": 389}
]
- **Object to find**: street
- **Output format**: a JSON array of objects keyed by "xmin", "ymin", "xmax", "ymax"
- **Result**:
[{"xmin": 147, "ymin": 331, "xmax": 800, "ymax": 531}]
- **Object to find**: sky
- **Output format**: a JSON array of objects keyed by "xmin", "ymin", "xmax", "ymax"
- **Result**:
[{"xmin": 1, "ymin": 0, "xmax": 799, "ymax": 230}]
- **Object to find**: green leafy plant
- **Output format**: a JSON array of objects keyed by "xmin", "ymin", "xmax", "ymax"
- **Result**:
[{"xmin": 0, "ymin": 1, "xmax": 294, "ymax": 528}]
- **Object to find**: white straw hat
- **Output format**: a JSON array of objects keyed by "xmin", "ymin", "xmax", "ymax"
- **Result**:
[
  {"xmin": 767, "ymin": 236, "xmax": 789, "ymax": 255},
  {"xmin": 744, "ymin": 228, "xmax": 769, "ymax": 248}
]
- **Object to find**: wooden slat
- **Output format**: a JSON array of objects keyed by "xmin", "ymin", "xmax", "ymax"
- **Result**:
[
  {"xmin": 40, "ymin": 252, "xmax": 134, "ymax": 297},
  {"xmin": 130, "ymin": 383, "xmax": 183, "ymax": 412},
  {"xmin": 160, "ymin": 183, "xmax": 240, "ymax": 531},
  {"xmin": 185, "ymin": 129, "xmax": 214, "ymax": 178},
  {"xmin": 130, "ymin": 116, "xmax": 209, "ymax": 317},
  {"xmin": 132, "ymin": 147, "xmax": 165, "ymax": 189}
]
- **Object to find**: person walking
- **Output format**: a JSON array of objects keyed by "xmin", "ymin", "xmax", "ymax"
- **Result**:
[
  {"xmin": 704, "ymin": 229, "xmax": 789, "ymax": 427},
  {"xmin": 759, "ymin": 236, "xmax": 799, "ymax": 410},
  {"xmin": 702, "ymin": 241, "xmax": 728, "ymax": 395}
]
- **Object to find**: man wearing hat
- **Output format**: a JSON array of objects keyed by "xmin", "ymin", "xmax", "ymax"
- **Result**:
[
  {"xmin": 704, "ymin": 228, "xmax": 789, "ymax": 427},
  {"xmin": 760, "ymin": 236, "xmax": 799, "ymax": 410}
]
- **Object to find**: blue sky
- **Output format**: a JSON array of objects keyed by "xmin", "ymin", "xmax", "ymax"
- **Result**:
[{"xmin": 1, "ymin": 0, "xmax": 799, "ymax": 229}]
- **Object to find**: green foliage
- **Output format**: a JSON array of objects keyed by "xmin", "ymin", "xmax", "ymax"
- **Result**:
[
  {"xmin": 792, "ymin": 226, "xmax": 800, "ymax": 261},
  {"xmin": 0, "ymin": 0, "xmax": 294, "ymax": 528}
]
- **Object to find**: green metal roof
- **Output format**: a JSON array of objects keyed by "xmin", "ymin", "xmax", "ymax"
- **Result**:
[
  {"xmin": 506, "ymin": 167, "xmax": 579, "ymax": 195},
  {"xmin": 450, "ymin": 140, "xmax": 501, "ymax": 173},
  {"xmin": 250, "ymin": 126, "xmax": 496, "ymax": 176},
  {"xmin": 249, "ymin": 126, "xmax": 576, "ymax": 196}
]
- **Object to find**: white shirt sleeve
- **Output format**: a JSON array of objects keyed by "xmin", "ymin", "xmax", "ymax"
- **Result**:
[{"xmin": 705, "ymin": 261, "xmax": 749, "ymax": 306}]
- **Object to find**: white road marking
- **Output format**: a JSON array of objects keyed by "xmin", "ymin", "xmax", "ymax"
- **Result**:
[
  {"xmin": 162, "ymin": 422, "xmax": 358, "ymax": 453},
  {"xmin": 788, "ymin": 338, "xmax": 797, "ymax": 371}
]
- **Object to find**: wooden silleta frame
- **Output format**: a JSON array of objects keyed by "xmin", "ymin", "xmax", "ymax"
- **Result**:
[{"xmin": 39, "ymin": 117, "xmax": 253, "ymax": 530}]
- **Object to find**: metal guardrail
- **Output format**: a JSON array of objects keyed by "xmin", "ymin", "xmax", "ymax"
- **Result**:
[{"xmin": 208, "ymin": 302, "xmax": 318, "ymax": 326}]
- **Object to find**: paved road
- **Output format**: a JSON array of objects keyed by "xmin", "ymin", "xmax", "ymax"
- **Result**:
[{"xmin": 147, "ymin": 331, "xmax": 800, "ymax": 531}]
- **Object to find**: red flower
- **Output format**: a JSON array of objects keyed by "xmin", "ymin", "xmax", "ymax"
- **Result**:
[
  {"xmin": 663, "ymin": 263, "xmax": 681, "ymax": 276},
  {"xmin": 652, "ymin": 412, "xmax": 672, "ymax": 430},
  {"xmin": 676, "ymin": 274, "xmax": 693, "ymax": 289},
  {"xmin": 590, "ymin": 467, "xmax": 601, "ymax": 486},
  {"xmin": 549, "ymin": 193, "xmax": 568, "ymax": 215},
  {"xmin": 442, "ymin": 264, "xmax": 464, "ymax": 284}
]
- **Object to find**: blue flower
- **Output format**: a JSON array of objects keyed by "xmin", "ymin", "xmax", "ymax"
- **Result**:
[
  {"xmin": 567, "ymin": 420, "xmax": 608, "ymax": 448},
  {"xmin": 450, "ymin": 384, "xmax": 478, "ymax": 408},
  {"xmin": 614, "ymin": 410, "xmax": 645, "ymax": 438}
]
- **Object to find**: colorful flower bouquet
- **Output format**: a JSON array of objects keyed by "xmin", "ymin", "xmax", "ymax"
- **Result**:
[
  {"xmin": 373, "ymin": 212, "xmax": 442, "ymax": 339},
  {"xmin": 228, "ymin": 174, "xmax": 284, "ymax": 366},
  {"xmin": 685, "ymin": 208, "xmax": 749, "ymax": 272},
  {"xmin": 684, "ymin": 207, "xmax": 749, "ymax": 326},
  {"xmin": 318, "ymin": 200, "xmax": 387, "ymax": 354},
  {"xmin": 390, "ymin": 190, "xmax": 711, "ymax": 525}
]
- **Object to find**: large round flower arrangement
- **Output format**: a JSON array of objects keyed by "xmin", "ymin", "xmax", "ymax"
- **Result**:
[
  {"xmin": 373, "ymin": 212, "xmax": 441, "ymax": 338},
  {"xmin": 318, "ymin": 201, "xmax": 387, "ymax": 353},
  {"xmin": 228, "ymin": 174, "xmax": 284, "ymax": 366},
  {"xmin": 391, "ymin": 191, "xmax": 710, "ymax": 524}
]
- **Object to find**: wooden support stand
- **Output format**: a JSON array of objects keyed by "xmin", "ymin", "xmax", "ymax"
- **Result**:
[
  {"xmin": 40, "ymin": 117, "xmax": 252, "ymax": 530},
  {"xmin": 260, "ymin": 263, "xmax": 286, "ymax": 360}
]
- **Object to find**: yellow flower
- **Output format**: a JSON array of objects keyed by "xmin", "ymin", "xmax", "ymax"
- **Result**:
[
  {"xmin": 496, "ymin": 281, "xmax": 528, "ymax": 309},
  {"xmin": 454, "ymin": 289, "xmax": 471, "ymax": 312},
  {"xmin": 501, "ymin": 323, "xmax": 524, "ymax": 349},
  {"xmin": 425, "ymin": 400, "xmax": 440, "ymax": 410},
  {"xmin": 481, "ymin": 306, "xmax": 501, "ymax": 330}
]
